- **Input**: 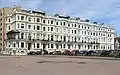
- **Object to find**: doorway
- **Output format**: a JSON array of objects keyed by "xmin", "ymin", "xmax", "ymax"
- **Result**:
[{"xmin": 28, "ymin": 43, "xmax": 31, "ymax": 50}]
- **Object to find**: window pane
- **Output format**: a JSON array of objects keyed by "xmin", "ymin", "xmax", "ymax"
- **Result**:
[
  {"xmin": 43, "ymin": 27, "xmax": 45, "ymax": 31},
  {"xmin": 43, "ymin": 20, "xmax": 45, "ymax": 23},
  {"xmin": 21, "ymin": 24, "xmax": 24, "ymax": 28},
  {"xmin": 21, "ymin": 16, "xmax": 24, "ymax": 20},
  {"xmin": 56, "ymin": 22, "xmax": 58, "ymax": 25},
  {"xmin": 51, "ymin": 44, "xmax": 53, "ymax": 48},
  {"xmin": 51, "ymin": 20, "xmax": 53, "ymax": 24},
  {"xmin": 28, "ymin": 25, "xmax": 31, "ymax": 29},
  {"xmin": 37, "ymin": 26, "xmax": 40, "ymax": 30},
  {"xmin": 37, "ymin": 18, "xmax": 40, "ymax": 22},
  {"xmin": 51, "ymin": 27, "xmax": 53, "ymax": 31},
  {"xmin": 28, "ymin": 17, "xmax": 31, "ymax": 22}
]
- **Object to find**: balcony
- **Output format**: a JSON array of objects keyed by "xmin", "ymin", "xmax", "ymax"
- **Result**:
[{"xmin": 7, "ymin": 30, "xmax": 20, "ymax": 34}]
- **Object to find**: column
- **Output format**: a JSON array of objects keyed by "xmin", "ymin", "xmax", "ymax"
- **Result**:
[
  {"xmin": 70, "ymin": 45, "xmax": 72, "ymax": 50},
  {"xmin": 31, "ymin": 43, "xmax": 34, "ymax": 49},
  {"xmin": 41, "ymin": 44, "xmax": 43, "ymax": 50},
  {"xmin": 19, "ymin": 42, "xmax": 21, "ymax": 49},
  {"xmin": 40, "ymin": 43, "xmax": 42, "ymax": 49},
  {"xmin": 66, "ymin": 44, "xmax": 68, "ymax": 49}
]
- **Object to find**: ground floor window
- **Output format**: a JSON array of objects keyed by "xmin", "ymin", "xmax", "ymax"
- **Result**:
[
  {"xmin": 78, "ymin": 45, "xmax": 81, "ymax": 49},
  {"xmin": 48, "ymin": 44, "xmax": 49, "ymax": 48},
  {"xmin": 64, "ymin": 44, "xmax": 66, "ymax": 48},
  {"xmin": 34, "ymin": 43, "xmax": 35, "ymax": 48},
  {"xmin": 13, "ymin": 43, "xmax": 15, "ymax": 47},
  {"xmin": 56, "ymin": 44, "xmax": 58, "ymax": 49},
  {"xmin": 21, "ymin": 51, "xmax": 24, "ymax": 53},
  {"xmin": 21, "ymin": 42, "xmax": 24, "ymax": 48},
  {"xmin": 68, "ymin": 45, "xmax": 70, "ymax": 49},
  {"xmin": 51, "ymin": 44, "xmax": 53, "ymax": 48},
  {"xmin": 37, "ymin": 43, "xmax": 39, "ymax": 48},
  {"xmin": 61, "ymin": 44, "xmax": 62, "ymax": 48},
  {"xmin": 18, "ymin": 43, "xmax": 19, "ymax": 47}
]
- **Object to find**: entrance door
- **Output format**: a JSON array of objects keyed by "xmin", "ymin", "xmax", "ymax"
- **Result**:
[{"xmin": 28, "ymin": 43, "xmax": 31, "ymax": 50}]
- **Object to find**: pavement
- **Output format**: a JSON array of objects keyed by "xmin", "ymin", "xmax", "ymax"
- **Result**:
[{"xmin": 0, "ymin": 55, "xmax": 120, "ymax": 75}]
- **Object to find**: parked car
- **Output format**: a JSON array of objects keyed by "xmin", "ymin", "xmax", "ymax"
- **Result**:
[
  {"xmin": 100, "ymin": 50, "xmax": 111, "ymax": 57},
  {"xmin": 49, "ymin": 52, "xmax": 54, "ymax": 55},
  {"xmin": 42, "ymin": 50, "xmax": 48, "ymax": 55},
  {"xmin": 27, "ymin": 51, "xmax": 35, "ymax": 55},
  {"xmin": 35, "ymin": 51, "xmax": 41, "ymax": 55},
  {"xmin": 71, "ymin": 50, "xmax": 80, "ymax": 55},
  {"xmin": 53, "ymin": 51, "xmax": 62, "ymax": 55},
  {"xmin": 79, "ymin": 50, "xmax": 88, "ymax": 56},
  {"xmin": 93, "ymin": 50, "xmax": 103, "ymax": 56},
  {"xmin": 62, "ymin": 50, "xmax": 73, "ymax": 55},
  {"xmin": 110, "ymin": 50, "xmax": 120, "ymax": 58},
  {"xmin": 86, "ymin": 50, "xmax": 97, "ymax": 56}
]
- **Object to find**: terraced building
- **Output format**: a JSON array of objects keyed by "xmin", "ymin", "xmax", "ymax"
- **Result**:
[{"xmin": 3, "ymin": 6, "xmax": 115, "ymax": 55}]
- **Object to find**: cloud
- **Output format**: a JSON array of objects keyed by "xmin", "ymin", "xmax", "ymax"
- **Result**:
[{"xmin": 0, "ymin": 0, "xmax": 120, "ymax": 34}]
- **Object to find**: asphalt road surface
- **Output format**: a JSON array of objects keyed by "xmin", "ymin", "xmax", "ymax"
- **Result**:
[{"xmin": 0, "ymin": 55, "xmax": 120, "ymax": 75}]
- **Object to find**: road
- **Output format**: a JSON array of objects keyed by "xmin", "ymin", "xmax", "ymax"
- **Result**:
[{"xmin": 0, "ymin": 55, "xmax": 120, "ymax": 75}]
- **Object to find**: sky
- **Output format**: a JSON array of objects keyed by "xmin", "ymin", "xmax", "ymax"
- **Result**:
[{"xmin": 0, "ymin": 0, "xmax": 120, "ymax": 34}]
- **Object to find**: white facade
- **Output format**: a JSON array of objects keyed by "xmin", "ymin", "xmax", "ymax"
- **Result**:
[{"xmin": 5, "ymin": 7, "xmax": 115, "ymax": 55}]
